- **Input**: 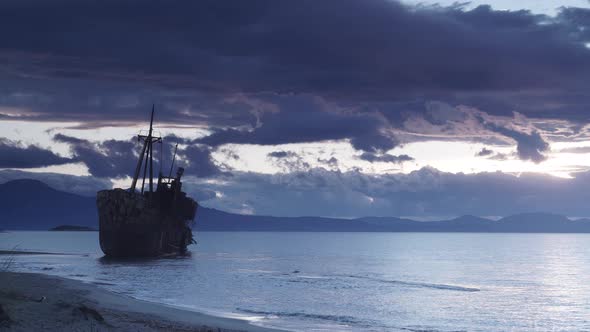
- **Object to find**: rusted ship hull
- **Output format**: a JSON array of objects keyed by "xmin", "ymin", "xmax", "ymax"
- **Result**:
[
  {"xmin": 96, "ymin": 108, "xmax": 198, "ymax": 258},
  {"xmin": 97, "ymin": 188, "xmax": 195, "ymax": 257}
]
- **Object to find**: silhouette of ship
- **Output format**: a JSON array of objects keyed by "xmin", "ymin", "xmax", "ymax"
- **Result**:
[{"xmin": 96, "ymin": 107, "xmax": 198, "ymax": 257}]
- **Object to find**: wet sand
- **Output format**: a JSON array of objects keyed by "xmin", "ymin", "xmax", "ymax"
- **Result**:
[
  {"xmin": 0, "ymin": 250, "xmax": 77, "ymax": 255},
  {"xmin": 0, "ymin": 271, "xmax": 283, "ymax": 332}
]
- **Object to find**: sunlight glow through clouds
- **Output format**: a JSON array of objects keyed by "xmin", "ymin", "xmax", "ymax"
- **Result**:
[
  {"xmin": 401, "ymin": 0, "xmax": 589, "ymax": 15},
  {"xmin": 21, "ymin": 162, "xmax": 91, "ymax": 177},
  {"xmin": 0, "ymin": 119, "xmax": 209, "ymax": 155},
  {"xmin": 0, "ymin": 120, "xmax": 75, "ymax": 155},
  {"xmin": 213, "ymin": 140, "xmax": 590, "ymax": 178},
  {"xmin": 5, "ymin": 119, "xmax": 590, "ymax": 181}
]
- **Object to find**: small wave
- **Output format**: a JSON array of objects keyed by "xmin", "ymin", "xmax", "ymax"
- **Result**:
[
  {"xmin": 348, "ymin": 275, "xmax": 480, "ymax": 292},
  {"xmin": 237, "ymin": 308, "xmax": 364, "ymax": 326},
  {"xmin": 284, "ymin": 276, "xmax": 338, "ymax": 286},
  {"xmin": 399, "ymin": 327, "xmax": 467, "ymax": 332},
  {"xmin": 399, "ymin": 327, "xmax": 446, "ymax": 332},
  {"xmin": 236, "ymin": 269, "xmax": 279, "ymax": 274},
  {"xmin": 296, "ymin": 274, "xmax": 330, "ymax": 279},
  {"xmin": 268, "ymin": 271, "xmax": 479, "ymax": 291}
]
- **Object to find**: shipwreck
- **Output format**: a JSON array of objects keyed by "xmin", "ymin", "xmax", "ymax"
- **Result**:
[{"xmin": 96, "ymin": 107, "xmax": 198, "ymax": 257}]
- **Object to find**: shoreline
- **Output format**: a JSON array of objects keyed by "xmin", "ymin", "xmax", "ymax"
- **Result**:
[
  {"xmin": 0, "ymin": 271, "xmax": 285, "ymax": 332},
  {"xmin": 0, "ymin": 250, "xmax": 78, "ymax": 256}
]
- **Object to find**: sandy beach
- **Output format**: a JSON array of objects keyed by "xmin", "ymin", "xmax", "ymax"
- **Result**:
[{"xmin": 0, "ymin": 271, "xmax": 283, "ymax": 332}]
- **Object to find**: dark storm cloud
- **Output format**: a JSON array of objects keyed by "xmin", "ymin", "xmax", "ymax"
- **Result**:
[
  {"xmin": 557, "ymin": 6, "xmax": 590, "ymax": 40},
  {"xmin": 1, "ymin": 1, "xmax": 588, "ymax": 94},
  {"xmin": 196, "ymin": 94, "xmax": 398, "ymax": 152},
  {"xmin": 267, "ymin": 151, "xmax": 296, "ymax": 159},
  {"xmin": 0, "ymin": 0, "xmax": 589, "ymax": 124},
  {"xmin": 53, "ymin": 134, "xmax": 221, "ymax": 178},
  {"xmin": 266, "ymin": 150, "xmax": 315, "ymax": 172},
  {"xmin": 317, "ymin": 157, "xmax": 339, "ymax": 167},
  {"xmin": 489, "ymin": 152, "xmax": 511, "ymax": 161},
  {"xmin": 482, "ymin": 122, "xmax": 550, "ymax": 163},
  {"xmin": 54, "ymin": 134, "xmax": 139, "ymax": 178},
  {"xmin": 359, "ymin": 153, "xmax": 414, "ymax": 163},
  {"xmin": 263, "ymin": 150, "xmax": 309, "ymax": 172},
  {"xmin": 475, "ymin": 147, "xmax": 510, "ymax": 160},
  {"xmin": 396, "ymin": 103, "xmax": 553, "ymax": 163},
  {"xmin": 0, "ymin": 79, "xmax": 260, "ymax": 129},
  {"xmin": 179, "ymin": 145, "xmax": 223, "ymax": 178},
  {"xmin": 476, "ymin": 148, "xmax": 494, "ymax": 157},
  {"xmin": 198, "ymin": 112, "xmax": 396, "ymax": 152},
  {"xmin": 0, "ymin": 138, "xmax": 73, "ymax": 168}
]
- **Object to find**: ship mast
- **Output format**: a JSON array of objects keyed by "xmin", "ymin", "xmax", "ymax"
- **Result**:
[
  {"xmin": 169, "ymin": 143, "xmax": 178, "ymax": 178},
  {"xmin": 130, "ymin": 105, "xmax": 162, "ymax": 195}
]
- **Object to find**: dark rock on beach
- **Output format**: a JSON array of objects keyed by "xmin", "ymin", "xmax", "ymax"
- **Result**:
[{"xmin": 0, "ymin": 303, "xmax": 11, "ymax": 327}]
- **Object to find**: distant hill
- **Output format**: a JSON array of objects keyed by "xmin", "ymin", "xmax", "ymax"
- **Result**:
[
  {"xmin": 196, "ymin": 211, "xmax": 590, "ymax": 233},
  {"xmin": 0, "ymin": 179, "xmax": 97, "ymax": 230},
  {"xmin": 3, "ymin": 179, "xmax": 590, "ymax": 233}
]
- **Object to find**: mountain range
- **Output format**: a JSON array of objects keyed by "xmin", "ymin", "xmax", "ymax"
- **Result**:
[{"xmin": 2, "ymin": 179, "xmax": 590, "ymax": 233}]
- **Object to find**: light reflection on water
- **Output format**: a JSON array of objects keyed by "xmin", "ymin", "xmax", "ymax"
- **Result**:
[{"xmin": 2, "ymin": 231, "xmax": 590, "ymax": 331}]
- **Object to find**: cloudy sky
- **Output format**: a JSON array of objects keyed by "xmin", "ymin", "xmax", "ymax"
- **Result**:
[{"xmin": 1, "ymin": 0, "xmax": 590, "ymax": 218}]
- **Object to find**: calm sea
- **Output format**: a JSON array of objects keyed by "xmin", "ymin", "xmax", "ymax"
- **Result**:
[{"xmin": 1, "ymin": 231, "xmax": 590, "ymax": 331}]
